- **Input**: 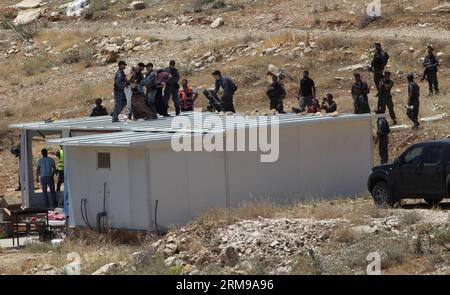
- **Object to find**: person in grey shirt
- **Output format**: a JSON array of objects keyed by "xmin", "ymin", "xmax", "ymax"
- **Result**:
[{"xmin": 212, "ymin": 70, "xmax": 238, "ymax": 113}]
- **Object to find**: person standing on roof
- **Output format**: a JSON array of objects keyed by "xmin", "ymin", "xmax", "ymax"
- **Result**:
[
  {"xmin": 406, "ymin": 73, "xmax": 421, "ymax": 129},
  {"xmin": 163, "ymin": 60, "xmax": 181, "ymax": 116},
  {"xmin": 297, "ymin": 70, "xmax": 316, "ymax": 113},
  {"xmin": 266, "ymin": 74, "xmax": 286, "ymax": 113},
  {"xmin": 212, "ymin": 70, "xmax": 238, "ymax": 113},
  {"xmin": 179, "ymin": 79, "xmax": 198, "ymax": 112},
  {"xmin": 36, "ymin": 148, "xmax": 57, "ymax": 209},
  {"xmin": 112, "ymin": 61, "xmax": 130, "ymax": 123},
  {"xmin": 370, "ymin": 42, "xmax": 390, "ymax": 91}
]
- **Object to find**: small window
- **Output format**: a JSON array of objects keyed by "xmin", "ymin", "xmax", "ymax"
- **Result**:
[
  {"xmin": 97, "ymin": 152, "xmax": 111, "ymax": 169},
  {"xmin": 423, "ymin": 146, "xmax": 442, "ymax": 165},
  {"xmin": 402, "ymin": 146, "xmax": 423, "ymax": 165}
]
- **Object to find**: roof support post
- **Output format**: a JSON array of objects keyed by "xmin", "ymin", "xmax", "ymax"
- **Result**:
[{"xmin": 20, "ymin": 129, "xmax": 35, "ymax": 208}]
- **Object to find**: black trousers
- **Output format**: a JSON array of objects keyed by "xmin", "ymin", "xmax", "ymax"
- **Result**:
[
  {"xmin": 406, "ymin": 102, "xmax": 420, "ymax": 126},
  {"xmin": 374, "ymin": 69, "xmax": 384, "ymax": 91},
  {"xmin": 56, "ymin": 170, "xmax": 64, "ymax": 192},
  {"xmin": 427, "ymin": 71, "xmax": 439, "ymax": 94},
  {"xmin": 379, "ymin": 136, "xmax": 389, "ymax": 164},
  {"xmin": 377, "ymin": 95, "xmax": 397, "ymax": 121},
  {"xmin": 270, "ymin": 98, "xmax": 284, "ymax": 113},
  {"xmin": 221, "ymin": 94, "xmax": 236, "ymax": 113}
]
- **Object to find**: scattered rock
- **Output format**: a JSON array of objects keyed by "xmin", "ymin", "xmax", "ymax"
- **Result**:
[
  {"xmin": 92, "ymin": 261, "xmax": 127, "ymax": 275},
  {"xmin": 337, "ymin": 63, "xmax": 370, "ymax": 72},
  {"xmin": 129, "ymin": 1, "xmax": 146, "ymax": 10},
  {"xmin": 432, "ymin": 3, "xmax": 450, "ymax": 13},
  {"xmin": 13, "ymin": 8, "xmax": 41, "ymax": 25},
  {"xmin": 27, "ymin": 264, "xmax": 64, "ymax": 275},
  {"xmin": 211, "ymin": 17, "xmax": 224, "ymax": 28}
]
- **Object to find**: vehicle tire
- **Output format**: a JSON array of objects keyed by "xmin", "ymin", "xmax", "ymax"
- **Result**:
[
  {"xmin": 371, "ymin": 182, "xmax": 396, "ymax": 207},
  {"xmin": 424, "ymin": 198, "xmax": 443, "ymax": 206}
]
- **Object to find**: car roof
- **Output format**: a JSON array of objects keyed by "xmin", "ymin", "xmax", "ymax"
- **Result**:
[{"xmin": 411, "ymin": 139, "xmax": 450, "ymax": 147}]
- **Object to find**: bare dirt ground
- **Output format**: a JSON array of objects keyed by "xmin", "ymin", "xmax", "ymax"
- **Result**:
[{"xmin": 0, "ymin": 0, "xmax": 449, "ymax": 274}]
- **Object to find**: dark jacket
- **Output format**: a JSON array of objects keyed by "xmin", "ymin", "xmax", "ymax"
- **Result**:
[
  {"xmin": 114, "ymin": 68, "xmax": 129, "ymax": 91},
  {"xmin": 214, "ymin": 76, "xmax": 238, "ymax": 98},
  {"xmin": 144, "ymin": 71, "xmax": 158, "ymax": 90},
  {"xmin": 423, "ymin": 54, "xmax": 439, "ymax": 73},
  {"xmin": 408, "ymin": 81, "xmax": 420, "ymax": 105},
  {"xmin": 351, "ymin": 81, "xmax": 370, "ymax": 100},
  {"xmin": 371, "ymin": 50, "xmax": 389, "ymax": 70},
  {"xmin": 164, "ymin": 67, "xmax": 180, "ymax": 86},
  {"xmin": 266, "ymin": 82, "xmax": 286, "ymax": 101},
  {"xmin": 377, "ymin": 117, "xmax": 390, "ymax": 137}
]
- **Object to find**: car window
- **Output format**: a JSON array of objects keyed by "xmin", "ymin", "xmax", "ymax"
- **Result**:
[
  {"xmin": 423, "ymin": 145, "xmax": 442, "ymax": 165},
  {"xmin": 402, "ymin": 146, "xmax": 423, "ymax": 165}
]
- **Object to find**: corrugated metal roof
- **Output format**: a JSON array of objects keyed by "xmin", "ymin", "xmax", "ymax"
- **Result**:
[
  {"xmin": 45, "ymin": 112, "xmax": 375, "ymax": 147},
  {"xmin": 47, "ymin": 131, "xmax": 195, "ymax": 147},
  {"xmin": 10, "ymin": 111, "xmax": 373, "ymax": 133}
]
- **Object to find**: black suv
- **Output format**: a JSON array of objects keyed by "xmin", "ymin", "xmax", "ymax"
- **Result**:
[{"xmin": 368, "ymin": 140, "xmax": 450, "ymax": 206}]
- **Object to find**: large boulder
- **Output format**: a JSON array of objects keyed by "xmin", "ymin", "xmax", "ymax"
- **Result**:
[
  {"xmin": 129, "ymin": 1, "xmax": 146, "ymax": 10},
  {"xmin": 13, "ymin": 8, "xmax": 41, "ymax": 25},
  {"xmin": 210, "ymin": 17, "xmax": 224, "ymax": 28},
  {"xmin": 14, "ymin": 0, "xmax": 44, "ymax": 9}
]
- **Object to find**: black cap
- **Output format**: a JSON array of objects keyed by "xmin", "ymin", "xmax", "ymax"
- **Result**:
[
  {"xmin": 374, "ymin": 42, "xmax": 381, "ymax": 46},
  {"xmin": 95, "ymin": 98, "xmax": 102, "ymax": 104},
  {"xmin": 212, "ymin": 70, "xmax": 221, "ymax": 76},
  {"xmin": 407, "ymin": 73, "xmax": 414, "ymax": 79},
  {"xmin": 138, "ymin": 62, "xmax": 146, "ymax": 68},
  {"xmin": 118, "ymin": 61, "xmax": 127, "ymax": 66}
]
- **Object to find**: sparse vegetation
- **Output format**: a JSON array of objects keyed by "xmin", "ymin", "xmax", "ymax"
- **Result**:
[{"xmin": 21, "ymin": 55, "xmax": 53, "ymax": 76}]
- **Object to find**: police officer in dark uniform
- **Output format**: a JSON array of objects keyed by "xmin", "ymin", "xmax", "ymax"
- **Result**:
[
  {"xmin": 112, "ymin": 61, "xmax": 130, "ymax": 122},
  {"xmin": 421, "ymin": 45, "xmax": 440, "ymax": 96},
  {"xmin": 163, "ymin": 60, "xmax": 181, "ymax": 116},
  {"xmin": 351, "ymin": 73, "xmax": 371, "ymax": 114},
  {"xmin": 406, "ymin": 73, "xmax": 420, "ymax": 129},
  {"xmin": 266, "ymin": 74, "xmax": 286, "ymax": 113},
  {"xmin": 370, "ymin": 43, "xmax": 390, "ymax": 91},
  {"xmin": 375, "ymin": 110, "xmax": 390, "ymax": 165},
  {"xmin": 377, "ymin": 71, "xmax": 397, "ymax": 125}
]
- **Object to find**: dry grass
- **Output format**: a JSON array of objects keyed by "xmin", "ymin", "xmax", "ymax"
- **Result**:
[{"xmin": 35, "ymin": 30, "xmax": 96, "ymax": 52}]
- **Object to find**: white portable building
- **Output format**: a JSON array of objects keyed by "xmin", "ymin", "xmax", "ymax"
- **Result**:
[{"xmin": 36, "ymin": 112, "xmax": 375, "ymax": 230}]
